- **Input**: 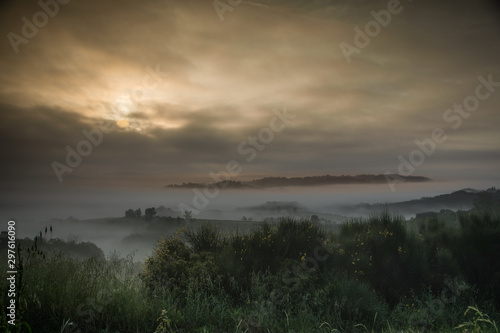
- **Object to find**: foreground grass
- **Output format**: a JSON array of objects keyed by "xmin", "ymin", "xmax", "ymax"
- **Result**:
[
  {"xmin": 0, "ymin": 251, "xmax": 166, "ymax": 332},
  {"xmin": 1, "ymin": 211, "xmax": 499, "ymax": 332}
]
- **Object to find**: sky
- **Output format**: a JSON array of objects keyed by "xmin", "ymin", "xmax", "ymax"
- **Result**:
[{"xmin": 1, "ymin": 0, "xmax": 500, "ymax": 194}]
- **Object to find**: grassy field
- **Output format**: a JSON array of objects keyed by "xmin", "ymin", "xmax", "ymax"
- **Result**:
[{"xmin": 1, "ymin": 210, "xmax": 499, "ymax": 332}]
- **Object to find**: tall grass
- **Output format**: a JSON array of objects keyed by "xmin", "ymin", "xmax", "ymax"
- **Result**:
[{"xmin": 0, "ymin": 250, "xmax": 165, "ymax": 332}]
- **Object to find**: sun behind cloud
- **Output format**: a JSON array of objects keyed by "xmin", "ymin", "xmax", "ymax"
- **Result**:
[{"xmin": 116, "ymin": 119, "xmax": 130, "ymax": 128}]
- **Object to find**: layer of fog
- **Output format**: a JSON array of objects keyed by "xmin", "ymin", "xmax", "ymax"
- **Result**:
[{"xmin": 1, "ymin": 179, "xmax": 497, "ymax": 261}]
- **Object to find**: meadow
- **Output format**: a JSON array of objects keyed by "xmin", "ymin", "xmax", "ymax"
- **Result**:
[{"xmin": 1, "ymin": 208, "xmax": 499, "ymax": 332}]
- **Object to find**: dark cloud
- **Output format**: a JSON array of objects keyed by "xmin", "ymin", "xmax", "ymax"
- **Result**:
[{"xmin": 0, "ymin": 0, "xmax": 499, "ymax": 192}]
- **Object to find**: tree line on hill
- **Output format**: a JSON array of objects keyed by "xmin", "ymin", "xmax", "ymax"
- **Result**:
[
  {"xmin": 125, "ymin": 207, "xmax": 194, "ymax": 223},
  {"xmin": 166, "ymin": 174, "xmax": 431, "ymax": 189}
]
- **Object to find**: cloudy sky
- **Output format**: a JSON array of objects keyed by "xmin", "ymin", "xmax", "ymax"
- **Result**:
[{"xmin": 1, "ymin": 0, "xmax": 499, "ymax": 193}]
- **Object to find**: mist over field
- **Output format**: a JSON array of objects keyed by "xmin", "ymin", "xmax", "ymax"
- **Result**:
[
  {"xmin": 1, "ymin": 180, "xmax": 493, "ymax": 221},
  {"xmin": 0, "ymin": 179, "xmax": 496, "ymax": 260}
]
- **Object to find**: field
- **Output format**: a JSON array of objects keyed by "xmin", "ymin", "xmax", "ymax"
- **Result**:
[{"xmin": 1, "ymin": 209, "xmax": 499, "ymax": 333}]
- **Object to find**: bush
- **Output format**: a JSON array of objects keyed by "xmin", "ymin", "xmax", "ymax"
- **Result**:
[
  {"xmin": 182, "ymin": 222, "xmax": 226, "ymax": 253},
  {"xmin": 455, "ymin": 213, "xmax": 500, "ymax": 306},
  {"xmin": 336, "ymin": 213, "xmax": 430, "ymax": 305},
  {"xmin": 142, "ymin": 235, "xmax": 192, "ymax": 290}
]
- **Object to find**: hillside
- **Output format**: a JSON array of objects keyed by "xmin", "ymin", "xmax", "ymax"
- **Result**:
[{"xmin": 338, "ymin": 187, "xmax": 500, "ymax": 216}]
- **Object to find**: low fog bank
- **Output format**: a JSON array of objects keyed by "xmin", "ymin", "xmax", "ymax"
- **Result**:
[
  {"xmin": 1, "ymin": 180, "xmax": 498, "ymax": 261},
  {"xmin": 17, "ymin": 217, "xmax": 181, "ymax": 262}
]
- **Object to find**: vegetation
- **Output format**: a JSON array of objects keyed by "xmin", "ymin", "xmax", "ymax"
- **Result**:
[
  {"xmin": 17, "ymin": 237, "xmax": 105, "ymax": 260},
  {"xmin": 145, "ymin": 208, "xmax": 158, "ymax": 221},
  {"xmin": 1, "ymin": 206, "xmax": 499, "ymax": 332}
]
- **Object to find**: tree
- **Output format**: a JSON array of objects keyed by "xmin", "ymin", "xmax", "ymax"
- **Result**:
[
  {"xmin": 311, "ymin": 215, "xmax": 320, "ymax": 223},
  {"xmin": 134, "ymin": 208, "xmax": 142, "ymax": 217},
  {"xmin": 183, "ymin": 210, "xmax": 193, "ymax": 223},
  {"xmin": 145, "ymin": 207, "xmax": 157, "ymax": 221},
  {"xmin": 473, "ymin": 188, "xmax": 500, "ymax": 216},
  {"xmin": 125, "ymin": 209, "xmax": 135, "ymax": 218}
]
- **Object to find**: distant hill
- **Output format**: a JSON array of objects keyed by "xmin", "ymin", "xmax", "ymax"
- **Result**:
[
  {"xmin": 156, "ymin": 205, "xmax": 179, "ymax": 218},
  {"xmin": 239, "ymin": 201, "xmax": 309, "ymax": 213},
  {"xmin": 166, "ymin": 174, "xmax": 431, "ymax": 189},
  {"xmin": 236, "ymin": 200, "xmax": 346, "ymax": 223},
  {"xmin": 338, "ymin": 188, "xmax": 500, "ymax": 217},
  {"xmin": 233, "ymin": 188, "xmax": 499, "ymax": 221}
]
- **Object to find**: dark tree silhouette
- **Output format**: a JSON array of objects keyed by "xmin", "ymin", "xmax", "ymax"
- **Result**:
[
  {"xmin": 473, "ymin": 187, "xmax": 500, "ymax": 215},
  {"xmin": 145, "ymin": 207, "xmax": 157, "ymax": 221},
  {"xmin": 183, "ymin": 210, "xmax": 193, "ymax": 223},
  {"xmin": 125, "ymin": 209, "xmax": 135, "ymax": 218}
]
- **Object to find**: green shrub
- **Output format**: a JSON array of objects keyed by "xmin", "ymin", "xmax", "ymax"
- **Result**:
[
  {"xmin": 337, "ymin": 213, "xmax": 430, "ymax": 305},
  {"xmin": 216, "ymin": 219, "xmax": 327, "ymax": 290},
  {"xmin": 182, "ymin": 222, "xmax": 227, "ymax": 253},
  {"xmin": 142, "ymin": 235, "xmax": 192, "ymax": 290},
  {"xmin": 455, "ymin": 213, "xmax": 500, "ymax": 306}
]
